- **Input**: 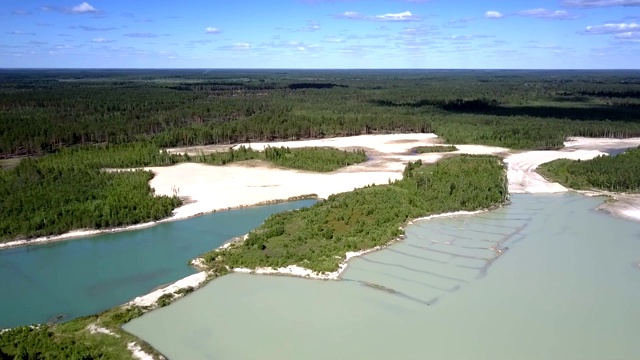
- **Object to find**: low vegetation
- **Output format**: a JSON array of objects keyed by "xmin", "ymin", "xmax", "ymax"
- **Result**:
[
  {"xmin": 0, "ymin": 306, "xmax": 155, "ymax": 360},
  {"xmin": 413, "ymin": 145, "xmax": 458, "ymax": 153},
  {"xmin": 203, "ymin": 155, "xmax": 508, "ymax": 272},
  {"xmin": 538, "ymin": 147, "xmax": 640, "ymax": 192}
]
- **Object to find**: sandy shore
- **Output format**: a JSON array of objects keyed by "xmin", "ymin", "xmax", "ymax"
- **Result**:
[
  {"xmin": 128, "ymin": 271, "xmax": 208, "ymax": 308},
  {"xmin": 4, "ymin": 134, "xmax": 640, "ymax": 250}
]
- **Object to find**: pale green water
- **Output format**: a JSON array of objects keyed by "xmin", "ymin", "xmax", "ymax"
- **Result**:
[
  {"xmin": 0, "ymin": 200, "xmax": 316, "ymax": 328},
  {"xmin": 125, "ymin": 193, "xmax": 640, "ymax": 360}
]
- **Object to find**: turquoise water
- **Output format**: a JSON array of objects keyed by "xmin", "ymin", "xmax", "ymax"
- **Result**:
[
  {"xmin": 125, "ymin": 193, "xmax": 640, "ymax": 360},
  {"xmin": 0, "ymin": 200, "xmax": 316, "ymax": 328}
]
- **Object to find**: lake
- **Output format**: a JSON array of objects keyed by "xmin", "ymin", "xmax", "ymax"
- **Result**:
[
  {"xmin": 0, "ymin": 200, "xmax": 316, "ymax": 328},
  {"xmin": 124, "ymin": 193, "xmax": 640, "ymax": 360}
]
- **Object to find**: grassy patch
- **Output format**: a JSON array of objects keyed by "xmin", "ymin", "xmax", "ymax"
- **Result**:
[{"xmin": 413, "ymin": 145, "xmax": 458, "ymax": 153}]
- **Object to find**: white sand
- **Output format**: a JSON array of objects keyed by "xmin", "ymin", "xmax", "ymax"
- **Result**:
[
  {"xmin": 564, "ymin": 136, "xmax": 640, "ymax": 151},
  {"xmin": 4, "ymin": 134, "xmax": 640, "ymax": 250},
  {"xmin": 504, "ymin": 137, "xmax": 640, "ymax": 194},
  {"xmin": 504, "ymin": 149, "xmax": 606, "ymax": 194},
  {"xmin": 87, "ymin": 324, "xmax": 119, "ymax": 337},
  {"xmin": 147, "ymin": 134, "xmax": 509, "ymax": 221},
  {"xmin": 128, "ymin": 271, "xmax": 207, "ymax": 308},
  {"xmin": 127, "ymin": 342, "xmax": 156, "ymax": 360}
]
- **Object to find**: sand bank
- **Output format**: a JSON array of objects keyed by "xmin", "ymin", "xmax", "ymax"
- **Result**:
[
  {"xmin": 5, "ymin": 134, "xmax": 640, "ymax": 250},
  {"xmin": 128, "ymin": 271, "xmax": 208, "ymax": 308}
]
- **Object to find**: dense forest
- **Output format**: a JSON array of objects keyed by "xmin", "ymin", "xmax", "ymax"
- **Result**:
[
  {"xmin": 537, "ymin": 147, "xmax": 640, "ymax": 192},
  {"xmin": 203, "ymin": 155, "xmax": 508, "ymax": 273},
  {"xmin": 0, "ymin": 143, "xmax": 365, "ymax": 242},
  {"xmin": 2, "ymin": 69, "xmax": 640, "ymax": 158}
]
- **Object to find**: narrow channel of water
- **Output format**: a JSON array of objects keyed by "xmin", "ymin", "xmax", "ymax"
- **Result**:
[
  {"xmin": 0, "ymin": 200, "xmax": 316, "ymax": 328},
  {"xmin": 124, "ymin": 193, "xmax": 640, "ymax": 360}
]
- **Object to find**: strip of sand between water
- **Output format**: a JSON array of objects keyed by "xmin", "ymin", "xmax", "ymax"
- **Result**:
[{"xmin": 3, "ymin": 134, "xmax": 640, "ymax": 250}]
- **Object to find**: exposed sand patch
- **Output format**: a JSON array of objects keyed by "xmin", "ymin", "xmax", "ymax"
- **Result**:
[
  {"xmin": 150, "ymin": 134, "xmax": 507, "ymax": 221},
  {"xmin": 127, "ymin": 342, "xmax": 156, "ymax": 360},
  {"xmin": 128, "ymin": 271, "xmax": 207, "ymax": 308},
  {"xmin": 505, "ymin": 150, "xmax": 606, "ymax": 194},
  {"xmin": 564, "ymin": 137, "xmax": 640, "ymax": 152},
  {"xmin": 87, "ymin": 324, "xmax": 119, "ymax": 337}
]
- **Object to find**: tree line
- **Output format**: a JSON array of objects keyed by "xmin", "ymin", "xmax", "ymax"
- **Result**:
[
  {"xmin": 202, "ymin": 155, "xmax": 508, "ymax": 273},
  {"xmin": 537, "ymin": 147, "xmax": 640, "ymax": 192}
]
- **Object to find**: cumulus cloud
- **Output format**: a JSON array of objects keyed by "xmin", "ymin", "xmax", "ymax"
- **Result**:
[
  {"xmin": 485, "ymin": 11, "xmax": 504, "ymax": 19},
  {"xmin": 71, "ymin": 2, "xmax": 97, "ymax": 13},
  {"xmin": 517, "ymin": 8, "xmax": 579, "ymax": 19},
  {"xmin": 337, "ymin": 10, "xmax": 422, "ymax": 21},
  {"xmin": 584, "ymin": 22, "xmax": 640, "ymax": 34},
  {"xmin": 561, "ymin": 0, "xmax": 640, "ymax": 7},
  {"xmin": 205, "ymin": 27, "xmax": 221, "ymax": 34}
]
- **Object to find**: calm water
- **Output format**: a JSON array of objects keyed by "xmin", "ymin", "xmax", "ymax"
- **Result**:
[
  {"xmin": 0, "ymin": 200, "xmax": 316, "ymax": 328},
  {"xmin": 125, "ymin": 193, "xmax": 640, "ymax": 360}
]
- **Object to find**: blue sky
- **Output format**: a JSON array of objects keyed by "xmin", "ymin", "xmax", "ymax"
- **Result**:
[{"xmin": 1, "ymin": 0, "xmax": 639, "ymax": 68}]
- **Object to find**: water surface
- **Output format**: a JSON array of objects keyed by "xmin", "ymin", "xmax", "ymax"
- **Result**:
[
  {"xmin": 125, "ymin": 193, "xmax": 640, "ymax": 360},
  {"xmin": 0, "ymin": 200, "xmax": 316, "ymax": 328}
]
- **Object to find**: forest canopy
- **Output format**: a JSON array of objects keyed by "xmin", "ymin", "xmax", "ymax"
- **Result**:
[
  {"xmin": 537, "ymin": 147, "xmax": 640, "ymax": 192},
  {"xmin": 2, "ymin": 69, "xmax": 640, "ymax": 158},
  {"xmin": 203, "ymin": 155, "xmax": 508, "ymax": 273}
]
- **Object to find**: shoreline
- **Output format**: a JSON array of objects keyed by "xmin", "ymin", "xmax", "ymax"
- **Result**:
[
  {"xmin": 121, "ymin": 208, "xmax": 498, "ymax": 310},
  {"xmin": 3, "ymin": 134, "xmax": 640, "ymax": 251},
  {"xmin": 0, "ymin": 194, "xmax": 319, "ymax": 251}
]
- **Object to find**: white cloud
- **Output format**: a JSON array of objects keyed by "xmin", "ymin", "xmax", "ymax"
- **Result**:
[
  {"xmin": 517, "ymin": 8, "xmax": 578, "ymax": 19},
  {"xmin": 584, "ymin": 22, "xmax": 640, "ymax": 34},
  {"xmin": 616, "ymin": 31, "xmax": 640, "ymax": 38},
  {"xmin": 231, "ymin": 42, "xmax": 251, "ymax": 50},
  {"xmin": 485, "ymin": 11, "xmax": 504, "ymax": 19},
  {"xmin": 373, "ymin": 11, "xmax": 421, "ymax": 21},
  {"xmin": 338, "ymin": 11, "xmax": 362, "ymax": 19},
  {"xmin": 205, "ymin": 27, "xmax": 221, "ymax": 34},
  {"xmin": 71, "ymin": 2, "xmax": 97, "ymax": 14},
  {"xmin": 92, "ymin": 38, "xmax": 112, "ymax": 43},
  {"xmin": 337, "ymin": 10, "xmax": 422, "ymax": 22},
  {"xmin": 561, "ymin": 0, "xmax": 640, "ymax": 7}
]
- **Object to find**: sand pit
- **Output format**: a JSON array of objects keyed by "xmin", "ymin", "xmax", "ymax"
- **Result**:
[
  {"xmin": 149, "ymin": 134, "xmax": 467, "ymax": 220},
  {"xmin": 4, "ymin": 134, "xmax": 640, "ymax": 250}
]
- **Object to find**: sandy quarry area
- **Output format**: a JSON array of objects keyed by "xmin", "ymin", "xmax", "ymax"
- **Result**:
[{"xmin": 2, "ymin": 133, "xmax": 640, "ymax": 250}]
